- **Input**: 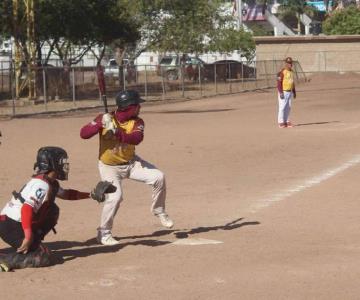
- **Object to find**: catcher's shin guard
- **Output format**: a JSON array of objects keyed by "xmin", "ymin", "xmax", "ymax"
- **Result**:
[{"xmin": 0, "ymin": 244, "xmax": 52, "ymax": 270}]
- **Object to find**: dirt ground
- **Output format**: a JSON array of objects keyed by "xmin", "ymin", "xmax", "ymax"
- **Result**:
[{"xmin": 0, "ymin": 72, "xmax": 360, "ymax": 300}]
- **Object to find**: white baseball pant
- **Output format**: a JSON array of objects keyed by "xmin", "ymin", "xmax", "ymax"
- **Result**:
[
  {"xmin": 97, "ymin": 155, "xmax": 166, "ymax": 238},
  {"xmin": 278, "ymin": 91, "xmax": 293, "ymax": 124}
]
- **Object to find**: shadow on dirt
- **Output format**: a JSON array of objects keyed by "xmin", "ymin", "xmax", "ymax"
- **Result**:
[
  {"xmin": 172, "ymin": 217, "xmax": 260, "ymax": 239},
  {"xmin": 0, "ymin": 218, "xmax": 259, "ymax": 266},
  {"xmin": 49, "ymin": 239, "xmax": 170, "ymax": 265},
  {"xmin": 295, "ymin": 121, "xmax": 340, "ymax": 127},
  {"xmin": 30, "ymin": 217, "xmax": 260, "ymax": 265}
]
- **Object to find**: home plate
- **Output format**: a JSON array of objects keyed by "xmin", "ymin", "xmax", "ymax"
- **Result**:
[{"xmin": 172, "ymin": 238, "xmax": 223, "ymax": 246}]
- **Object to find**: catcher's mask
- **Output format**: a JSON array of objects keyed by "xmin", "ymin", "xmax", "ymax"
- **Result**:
[
  {"xmin": 34, "ymin": 146, "xmax": 69, "ymax": 180},
  {"xmin": 115, "ymin": 90, "xmax": 145, "ymax": 109}
]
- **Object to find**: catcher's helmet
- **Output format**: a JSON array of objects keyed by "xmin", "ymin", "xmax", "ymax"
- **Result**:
[
  {"xmin": 115, "ymin": 90, "xmax": 145, "ymax": 109},
  {"xmin": 34, "ymin": 146, "xmax": 69, "ymax": 180}
]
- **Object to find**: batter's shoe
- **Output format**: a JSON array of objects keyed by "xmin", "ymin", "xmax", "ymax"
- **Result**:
[
  {"xmin": 158, "ymin": 213, "xmax": 174, "ymax": 228},
  {"xmin": 286, "ymin": 122, "xmax": 293, "ymax": 128},
  {"xmin": 278, "ymin": 123, "xmax": 286, "ymax": 128},
  {"xmin": 97, "ymin": 234, "xmax": 120, "ymax": 246}
]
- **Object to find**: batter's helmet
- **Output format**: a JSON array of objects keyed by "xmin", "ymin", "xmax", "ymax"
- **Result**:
[
  {"xmin": 115, "ymin": 90, "xmax": 145, "ymax": 109},
  {"xmin": 34, "ymin": 146, "xmax": 69, "ymax": 180}
]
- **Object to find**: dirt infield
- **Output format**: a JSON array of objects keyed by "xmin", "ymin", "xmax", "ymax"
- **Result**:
[{"xmin": 1, "ymin": 73, "xmax": 360, "ymax": 299}]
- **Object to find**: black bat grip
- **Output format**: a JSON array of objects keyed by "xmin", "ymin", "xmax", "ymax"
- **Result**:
[{"xmin": 102, "ymin": 95, "xmax": 108, "ymax": 113}]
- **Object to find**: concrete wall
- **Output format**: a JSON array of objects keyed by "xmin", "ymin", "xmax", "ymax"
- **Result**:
[{"xmin": 254, "ymin": 35, "xmax": 360, "ymax": 73}]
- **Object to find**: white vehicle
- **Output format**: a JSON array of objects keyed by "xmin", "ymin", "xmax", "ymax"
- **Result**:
[
  {"xmin": 104, "ymin": 59, "xmax": 123, "ymax": 77},
  {"xmin": 104, "ymin": 59, "xmax": 137, "ymax": 83}
]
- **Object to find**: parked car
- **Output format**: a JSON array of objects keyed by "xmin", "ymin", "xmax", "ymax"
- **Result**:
[
  {"xmin": 156, "ymin": 55, "xmax": 255, "ymax": 81},
  {"xmin": 156, "ymin": 55, "xmax": 206, "ymax": 81},
  {"xmin": 205, "ymin": 60, "xmax": 256, "ymax": 80},
  {"xmin": 104, "ymin": 58, "xmax": 122, "ymax": 77},
  {"xmin": 104, "ymin": 58, "xmax": 136, "ymax": 83}
]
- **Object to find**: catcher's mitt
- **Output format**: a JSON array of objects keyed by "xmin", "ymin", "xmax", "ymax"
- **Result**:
[{"xmin": 90, "ymin": 181, "xmax": 117, "ymax": 203}]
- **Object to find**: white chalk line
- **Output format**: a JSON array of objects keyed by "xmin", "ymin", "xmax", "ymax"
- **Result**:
[
  {"xmin": 172, "ymin": 238, "xmax": 223, "ymax": 246},
  {"xmin": 249, "ymin": 154, "xmax": 360, "ymax": 213}
]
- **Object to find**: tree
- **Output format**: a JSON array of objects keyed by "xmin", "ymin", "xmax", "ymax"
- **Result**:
[
  {"xmin": 323, "ymin": 5, "xmax": 360, "ymax": 35},
  {"xmin": 0, "ymin": 0, "xmax": 140, "ymax": 67},
  {"xmin": 208, "ymin": 28, "xmax": 255, "ymax": 60},
  {"xmin": 133, "ymin": 0, "xmax": 255, "ymax": 59},
  {"xmin": 36, "ymin": 0, "xmax": 140, "ymax": 67},
  {"xmin": 137, "ymin": 0, "xmax": 220, "ymax": 54},
  {"xmin": 0, "ymin": 0, "xmax": 141, "ymax": 97}
]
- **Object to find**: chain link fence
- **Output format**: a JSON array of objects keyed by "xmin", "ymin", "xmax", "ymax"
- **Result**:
[{"xmin": 0, "ymin": 59, "xmax": 307, "ymax": 117}]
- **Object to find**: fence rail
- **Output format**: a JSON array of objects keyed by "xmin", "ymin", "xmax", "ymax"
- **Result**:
[{"xmin": 0, "ymin": 59, "xmax": 307, "ymax": 117}]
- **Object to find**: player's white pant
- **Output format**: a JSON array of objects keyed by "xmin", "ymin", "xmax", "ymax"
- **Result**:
[
  {"xmin": 278, "ymin": 91, "xmax": 293, "ymax": 124},
  {"xmin": 97, "ymin": 156, "xmax": 166, "ymax": 237}
]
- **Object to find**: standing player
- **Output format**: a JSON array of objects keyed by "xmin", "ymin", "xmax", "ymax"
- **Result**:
[
  {"xmin": 277, "ymin": 57, "xmax": 297, "ymax": 128},
  {"xmin": 80, "ymin": 89, "xmax": 174, "ymax": 246},
  {"xmin": 0, "ymin": 146, "xmax": 92, "ymax": 272}
]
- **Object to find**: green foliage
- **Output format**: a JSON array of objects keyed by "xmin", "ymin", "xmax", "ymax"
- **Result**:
[
  {"xmin": 0, "ymin": 0, "xmax": 140, "ymax": 64},
  {"xmin": 1, "ymin": 0, "xmax": 255, "ymax": 63},
  {"xmin": 140, "ymin": 0, "xmax": 223, "ymax": 54},
  {"xmin": 323, "ymin": 6, "xmax": 360, "ymax": 35},
  {"xmin": 208, "ymin": 28, "xmax": 255, "ymax": 60},
  {"xmin": 138, "ymin": 0, "xmax": 254, "ymax": 57},
  {"xmin": 0, "ymin": 0, "xmax": 12, "ymax": 38},
  {"xmin": 248, "ymin": 23, "xmax": 273, "ymax": 36},
  {"xmin": 36, "ymin": 0, "xmax": 139, "ymax": 45}
]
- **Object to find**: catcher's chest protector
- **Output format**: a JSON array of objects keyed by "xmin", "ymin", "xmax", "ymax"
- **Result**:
[{"xmin": 31, "ymin": 175, "xmax": 59, "ymax": 224}]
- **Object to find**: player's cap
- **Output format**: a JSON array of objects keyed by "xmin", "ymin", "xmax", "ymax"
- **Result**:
[{"xmin": 285, "ymin": 57, "xmax": 293, "ymax": 64}]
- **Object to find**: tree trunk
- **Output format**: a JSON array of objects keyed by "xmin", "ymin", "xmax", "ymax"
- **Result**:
[{"xmin": 115, "ymin": 47, "xmax": 126, "ymax": 89}]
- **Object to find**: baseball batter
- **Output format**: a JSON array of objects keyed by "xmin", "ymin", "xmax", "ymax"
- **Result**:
[
  {"xmin": 80, "ymin": 89, "xmax": 174, "ymax": 246},
  {"xmin": 0, "ymin": 146, "xmax": 91, "ymax": 272},
  {"xmin": 277, "ymin": 57, "xmax": 297, "ymax": 128}
]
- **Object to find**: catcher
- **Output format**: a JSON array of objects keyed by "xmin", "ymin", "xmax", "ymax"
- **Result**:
[
  {"xmin": 0, "ymin": 146, "xmax": 115, "ymax": 272},
  {"xmin": 80, "ymin": 89, "xmax": 174, "ymax": 246}
]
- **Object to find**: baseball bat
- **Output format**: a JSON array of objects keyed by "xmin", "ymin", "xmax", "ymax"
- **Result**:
[{"xmin": 96, "ymin": 65, "xmax": 108, "ymax": 113}]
